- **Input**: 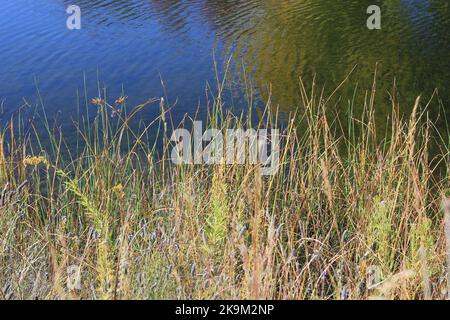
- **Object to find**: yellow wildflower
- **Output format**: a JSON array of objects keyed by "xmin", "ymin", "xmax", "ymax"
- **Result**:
[
  {"xmin": 23, "ymin": 156, "xmax": 50, "ymax": 167},
  {"xmin": 112, "ymin": 184, "xmax": 125, "ymax": 198}
]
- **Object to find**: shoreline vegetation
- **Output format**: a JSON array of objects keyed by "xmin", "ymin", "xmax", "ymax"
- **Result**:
[{"xmin": 0, "ymin": 75, "xmax": 449, "ymax": 300}]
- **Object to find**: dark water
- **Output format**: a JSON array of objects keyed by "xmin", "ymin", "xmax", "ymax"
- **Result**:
[{"xmin": 0, "ymin": 0, "xmax": 449, "ymax": 133}]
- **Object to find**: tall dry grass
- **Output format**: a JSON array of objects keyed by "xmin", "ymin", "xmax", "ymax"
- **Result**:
[{"xmin": 0, "ymin": 75, "xmax": 449, "ymax": 300}]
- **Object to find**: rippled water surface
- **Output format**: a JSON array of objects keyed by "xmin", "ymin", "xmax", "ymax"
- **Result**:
[{"xmin": 0, "ymin": 0, "xmax": 449, "ymax": 131}]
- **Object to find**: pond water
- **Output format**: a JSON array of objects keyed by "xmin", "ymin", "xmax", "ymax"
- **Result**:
[{"xmin": 0, "ymin": 0, "xmax": 449, "ymax": 134}]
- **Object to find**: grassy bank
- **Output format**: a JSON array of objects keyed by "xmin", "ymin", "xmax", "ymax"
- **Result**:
[{"xmin": 0, "ymin": 78, "xmax": 449, "ymax": 300}]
